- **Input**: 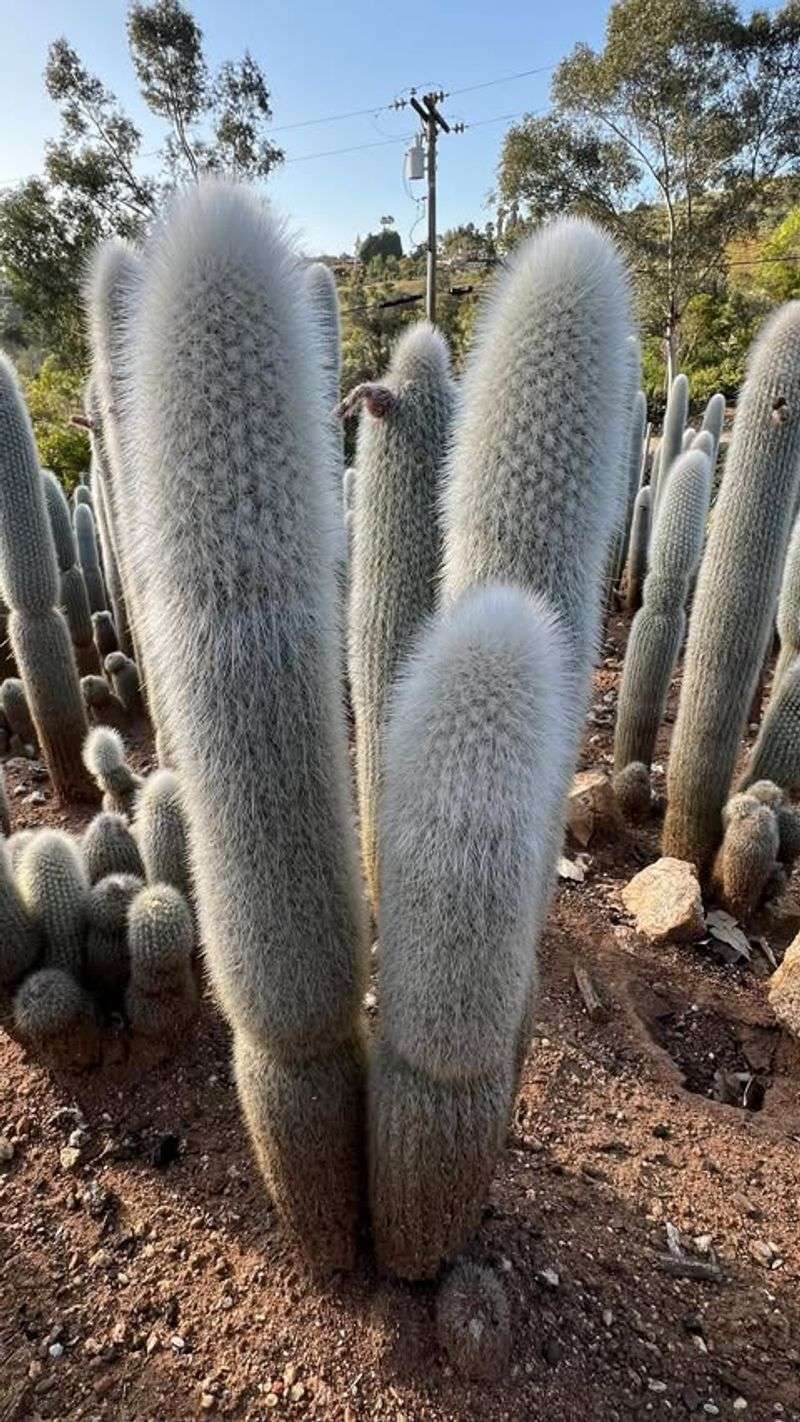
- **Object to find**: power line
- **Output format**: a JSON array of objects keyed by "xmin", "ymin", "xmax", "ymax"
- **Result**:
[
  {"xmin": 283, "ymin": 133, "xmax": 414, "ymax": 165},
  {"xmin": 446, "ymin": 63, "xmax": 554, "ymax": 98}
]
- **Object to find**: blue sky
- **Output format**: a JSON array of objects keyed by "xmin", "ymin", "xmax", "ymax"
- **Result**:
[{"xmin": 0, "ymin": 0, "xmax": 611, "ymax": 256}]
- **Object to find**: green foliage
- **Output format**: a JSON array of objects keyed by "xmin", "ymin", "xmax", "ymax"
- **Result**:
[
  {"xmin": 0, "ymin": 1, "xmax": 283, "ymax": 362},
  {"xmin": 22, "ymin": 358, "xmax": 89, "ymax": 490},
  {"xmin": 759, "ymin": 207, "xmax": 800, "ymax": 302},
  {"xmin": 358, "ymin": 229, "xmax": 403, "ymax": 263}
]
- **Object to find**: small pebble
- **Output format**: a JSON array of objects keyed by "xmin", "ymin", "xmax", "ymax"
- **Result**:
[
  {"xmin": 0, "ymin": 1136, "xmax": 14, "ymax": 1163},
  {"xmin": 48, "ymin": 1343, "xmax": 64, "ymax": 1360}
]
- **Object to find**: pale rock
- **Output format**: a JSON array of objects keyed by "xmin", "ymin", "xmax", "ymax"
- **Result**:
[{"xmin": 621, "ymin": 857, "xmax": 705, "ymax": 944}]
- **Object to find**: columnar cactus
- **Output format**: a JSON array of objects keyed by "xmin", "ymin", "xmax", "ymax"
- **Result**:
[
  {"xmin": 618, "ymin": 388, "xmax": 647, "ymax": 573},
  {"xmin": 0, "ymin": 842, "xmax": 42, "ymax": 1004},
  {"xmin": 663, "ymin": 303, "xmax": 800, "ymax": 870},
  {"xmin": 346, "ymin": 322, "xmax": 455, "ymax": 904},
  {"xmin": 773, "ymin": 515, "xmax": 800, "ymax": 693},
  {"xmin": 73, "ymin": 484, "xmax": 92, "ymax": 510},
  {"xmin": 104, "ymin": 652, "xmax": 143, "ymax": 717},
  {"xmin": 654, "ymin": 371, "xmax": 689, "ymax": 512},
  {"xmin": 681, "ymin": 425, "xmax": 697, "ymax": 452},
  {"xmin": 13, "ymin": 966, "xmax": 99, "ymax": 1066},
  {"xmin": 83, "ymin": 811, "xmax": 145, "ymax": 884},
  {"xmin": 0, "ymin": 357, "xmax": 98, "ymax": 804},
  {"xmin": 370, "ymin": 584, "xmax": 573, "ymax": 1278},
  {"xmin": 81, "ymin": 674, "xmax": 128, "ymax": 731},
  {"xmin": 712, "ymin": 791, "xmax": 779, "ymax": 920},
  {"xmin": 133, "ymin": 768, "xmax": 192, "ymax": 901},
  {"xmin": 92, "ymin": 610, "xmax": 119, "ymax": 660},
  {"xmin": 125, "ymin": 184, "xmax": 369, "ymax": 1271},
  {"xmin": 625, "ymin": 486, "xmax": 652, "ymax": 613},
  {"xmin": 42, "ymin": 470, "xmax": 100, "ymax": 676},
  {"xmin": 84, "ymin": 872, "xmax": 142, "ymax": 996},
  {"xmin": 74, "ymin": 502, "xmax": 107, "ymax": 615},
  {"xmin": 125, "ymin": 883, "xmax": 197, "ymax": 1037},
  {"xmin": 5, "ymin": 830, "xmax": 34, "ymax": 875},
  {"xmin": 83, "ymin": 726, "xmax": 143, "ymax": 817},
  {"xmin": 0, "ymin": 678, "xmax": 36, "ymax": 750},
  {"xmin": 742, "ymin": 658, "xmax": 800, "ymax": 792},
  {"xmin": 701, "ymin": 390, "xmax": 726, "ymax": 466},
  {"xmin": 305, "ymin": 262, "xmax": 344, "ymax": 478},
  {"xmin": 88, "ymin": 431, "xmax": 132, "ymax": 659},
  {"xmin": 17, "ymin": 829, "xmax": 89, "ymax": 976},
  {"xmin": 614, "ymin": 448, "xmax": 712, "ymax": 798}
]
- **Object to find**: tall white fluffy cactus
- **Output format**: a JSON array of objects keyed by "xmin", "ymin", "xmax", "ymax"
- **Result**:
[
  {"xmin": 125, "ymin": 184, "xmax": 368, "ymax": 1271},
  {"xmin": 664, "ymin": 303, "xmax": 800, "ymax": 870},
  {"xmin": 371, "ymin": 585, "xmax": 572, "ymax": 1278},
  {"xmin": 613, "ymin": 447, "xmax": 712, "ymax": 814},
  {"xmin": 370, "ymin": 218, "xmax": 631, "ymax": 1279},
  {"xmin": 654, "ymin": 371, "xmax": 689, "ymax": 512},
  {"xmin": 347, "ymin": 322, "xmax": 455, "ymax": 905}
]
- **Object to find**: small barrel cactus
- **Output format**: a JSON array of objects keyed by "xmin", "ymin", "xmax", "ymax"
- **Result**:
[
  {"xmin": 712, "ymin": 791, "xmax": 779, "ymax": 920},
  {"xmin": 0, "ymin": 677, "xmax": 36, "ymax": 750},
  {"xmin": 13, "ymin": 966, "xmax": 99, "ymax": 1067},
  {"xmin": 16, "ymin": 829, "xmax": 89, "ymax": 976},
  {"xmin": 83, "ymin": 811, "xmax": 145, "ymax": 884},
  {"xmin": 125, "ymin": 884, "xmax": 197, "ymax": 1039},
  {"xmin": 435, "ymin": 1261, "xmax": 511, "ymax": 1382},
  {"xmin": 82, "ymin": 726, "xmax": 143, "ymax": 817},
  {"xmin": 92, "ymin": 609, "xmax": 119, "ymax": 661},
  {"xmin": 104, "ymin": 651, "xmax": 143, "ymax": 716},
  {"xmin": 0, "ymin": 841, "xmax": 42, "ymax": 1008},
  {"xmin": 81, "ymin": 674, "xmax": 128, "ymax": 731},
  {"xmin": 84, "ymin": 872, "xmax": 142, "ymax": 997}
]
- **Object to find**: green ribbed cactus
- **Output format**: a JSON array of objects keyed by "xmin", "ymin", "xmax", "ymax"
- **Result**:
[
  {"xmin": 84, "ymin": 872, "xmax": 142, "ymax": 996},
  {"xmin": 17, "ymin": 829, "xmax": 89, "ymax": 976},
  {"xmin": 13, "ymin": 966, "xmax": 99, "ymax": 1066},
  {"xmin": 92, "ymin": 610, "xmax": 119, "ymax": 661},
  {"xmin": 133, "ymin": 768, "xmax": 191, "ymax": 901},
  {"xmin": 83, "ymin": 811, "xmax": 145, "ymax": 884},
  {"xmin": 74, "ymin": 502, "xmax": 106, "ymax": 615},
  {"xmin": 370, "ymin": 585, "xmax": 574, "ymax": 1278},
  {"xmin": 664, "ymin": 303, "xmax": 800, "ymax": 871},
  {"xmin": 42, "ymin": 470, "xmax": 100, "ymax": 677},
  {"xmin": 104, "ymin": 652, "xmax": 143, "ymax": 716},
  {"xmin": 0, "ymin": 842, "xmax": 42, "ymax": 1010},
  {"xmin": 741, "ymin": 658, "xmax": 800, "ymax": 792},
  {"xmin": 125, "ymin": 884, "xmax": 197, "ymax": 1039},
  {"xmin": 83, "ymin": 726, "xmax": 143, "ymax": 817},
  {"xmin": 0, "ymin": 358, "xmax": 98, "ymax": 804},
  {"xmin": 81, "ymin": 674, "xmax": 128, "ymax": 731},
  {"xmin": 0, "ymin": 677, "xmax": 36, "ymax": 750},
  {"xmin": 346, "ymin": 322, "xmax": 455, "ymax": 904},
  {"xmin": 125, "ymin": 184, "xmax": 368, "ymax": 1271},
  {"xmin": 654, "ymin": 372, "xmax": 689, "ymax": 512},
  {"xmin": 712, "ymin": 791, "xmax": 779, "ymax": 920},
  {"xmin": 614, "ymin": 448, "xmax": 712, "ymax": 804}
]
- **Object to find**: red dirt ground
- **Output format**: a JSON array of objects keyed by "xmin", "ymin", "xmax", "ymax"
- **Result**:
[{"xmin": 1, "ymin": 616, "xmax": 799, "ymax": 1422}]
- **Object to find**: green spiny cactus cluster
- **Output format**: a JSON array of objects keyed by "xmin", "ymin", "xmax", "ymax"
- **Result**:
[
  {"xmin": 125, "ymin": 884, "xmax": 197, "ymax": 1039},
  {"xmin": 0, "ymin": 357, "xmax": 98, "ymax": 804},
  {"xmin": 712, "ymin": 790, "xmax": 780, "ymax": 920},
  {"xmin": 133, "ymin": 768, "xmax": 192, "ymax": 904},
  {"xmin": 614, "ymin": 447, "xmax": 712, "ymax": 810},
  {"xmin": 654, "ymin": 372, "xmax": 689, "ymax": 513},
  {"xmin": 104, "ymin": 652, "xmax": 143, "ymax": 716},
  {"xmin": 346, "ymin": 321, "xmax": 455, "ymax": 905},
  {"xmin": 664, "ymin": 303, "xmax": 800, "ymax": 872},
  {"xmin": 84, "ymin": 872, "xmax": 142, "ymax": 996},
  {"xmin": 17, "ymin": 830, "xmax": 88, "ymax": 977},
  {"xmin": 0, "ymin": 842, "xmax": 42, "ymax": 1013},
  {"xmin": 0, "ymin": 678, "xmax": 36, "ymax": 751},
  {"xmin": 81, "ymin": 674, "xmax": 128, "ymax": 731},
  {"xmin": 83, "ymin": 811, "xmax": 145, "ymax": 884},
  {"xmin": 42, "ymin": 470, "xmax": 100, "ymax": 677},
  {"xmin": 83, "ymin": 726, "xmax": 143, "ymax": 817},
  {"xmin": 92, "ymin": 610, "xmax": 119, "ymax": 661},
  {"xmin": 13, "ymin": 967, "xmax": 100, "ymax": 1068}
]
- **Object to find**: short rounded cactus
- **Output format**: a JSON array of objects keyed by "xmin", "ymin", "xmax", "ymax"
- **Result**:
[
  {"xmin": 0, "ymin": 678, "xmax": 36, "ymax": 749},
  {"xmin": 713, "ymin": 792, "xmax": 780, "ymax": 920},
  {"xmin": 92, "ymin": 610, "xmax": 119, "ymax": 661},
  {"xmin": 16, "ymin": 829, "xmax": 89, "ymax": 976},
  {"xmin": 125, "ymin": 884, "xmax": 197, "ymax": 1040},
  {"xmin": 435, "ymin": 1261, "xmax": 512, "ymax": 1381},
  {"xmin": 5, "ymin": 829, "xmax": 34, "ymax": 875},
  {"xmin": 83, "ymin": 811, "xmax": 145, "ymax": 884},
  {"xmin": 81, "ymin": 674, "xmax": 128, "ymax": 731},
  {"xmin": 0, "ymin": 841, "xmax": 42, "ymax": 1004},
  {"xmin": 84, "ymin": 872, "xmax": 142, "ymax": 996},
  {"xmin": 13, "ymin": 967, "xmax": 100, "ymax": 1067},
  {"xmin": 82, "ymin": 726, "xmax": 143, "ymax": 818},
  {"xmin": 612, "ymin": 760, "xmax": 652, "ymax": 822},
  {"xmin": 104, "ymin": 652, "xmax": 143, "ymax": 716},
  {"xmin": 133, "ymin": 768, "xmax": 192, "ymax": 901}
]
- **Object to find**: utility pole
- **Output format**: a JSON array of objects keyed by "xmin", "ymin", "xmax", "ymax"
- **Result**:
[{"xmin": 409, "ymin": 92, "xmax": 451, "ymax": 323}]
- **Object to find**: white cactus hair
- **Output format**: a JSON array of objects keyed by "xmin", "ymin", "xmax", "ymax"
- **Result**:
[
  {"xmin": 369, "ymin": 582, "xmax": 575, "ymax": 1277},
  {"xmin": 439, "ymin": 215, "xmax": 632, "ymax": 666},
  {"xmin": 83, "ymin": 724, "xmax": 127, "ymax": 781},
  {"xmin": 121, "ymin": 181, "xmax": 367, "ymax": 1270}
]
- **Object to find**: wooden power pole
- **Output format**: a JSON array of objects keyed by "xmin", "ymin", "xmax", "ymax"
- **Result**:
[{"xmin": 410, "ymin": 92, "xmax": 451, "ymax": 323}]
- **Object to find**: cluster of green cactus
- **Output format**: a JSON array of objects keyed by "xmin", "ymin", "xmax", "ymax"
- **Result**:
[
  {"xmin": 664, "ymin": 302, "xmax": 800, "ymax": 871},
  {"xmin": 42, "ymin": 470, "xmax": 100, "ymax": 677},
  {"xmin": 711, "ymin": 779, "xmax": 800, "ymax": 918},
  {"xmin": 0, "ymin": 750, "xmax": 197, "ymax": 1065}
]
